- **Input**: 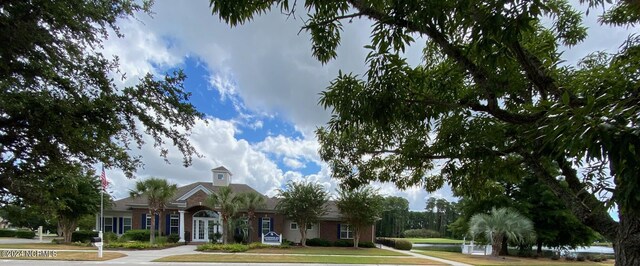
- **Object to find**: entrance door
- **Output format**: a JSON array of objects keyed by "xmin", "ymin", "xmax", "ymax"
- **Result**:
[{"xmin": 192, "ymin": 210, "xmax": 221, "ymax": 242}]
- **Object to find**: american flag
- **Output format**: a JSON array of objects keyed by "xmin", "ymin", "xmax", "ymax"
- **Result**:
[{"xmin": 101, "ymin": 166, "xmax": 109, "ymax": 191}]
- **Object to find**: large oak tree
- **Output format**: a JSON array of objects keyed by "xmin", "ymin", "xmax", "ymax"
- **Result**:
[
  {"xmin": 0, "ymin": 0, "xmax": 203, "ymax": 204},
  {"xmin": 209, "ymin": 1, "xmax": 639, "ymax": 264}
]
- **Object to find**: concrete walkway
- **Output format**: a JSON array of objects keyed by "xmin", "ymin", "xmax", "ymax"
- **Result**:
[
  {"xmin": 0, "ymin": 237, "xmax": 470, "ymax": 265},
  {"xmin": 379, "ymin": 245, "xmax": 472, "ymax": 266}
]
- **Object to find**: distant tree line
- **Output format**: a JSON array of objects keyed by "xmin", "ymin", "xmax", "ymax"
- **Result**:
[{"xmin": 376, "ymin": 196, "xmax": 460, "ymax": 239}]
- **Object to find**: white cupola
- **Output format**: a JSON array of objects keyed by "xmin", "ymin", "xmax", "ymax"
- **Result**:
[{"xmin": 212, "ymin": 166, "xmax": 232, "ymax": 186}]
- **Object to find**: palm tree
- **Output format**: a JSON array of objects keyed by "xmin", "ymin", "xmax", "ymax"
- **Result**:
[
  {"xmin": 206, "ymin": 186, "xmax": 242, "ymax": 244},
  {"xmin": 129, "ymin": 178, "xmax": 178, "ymax": 244},
  {"xmin": 469, "ymin": 207, "xmax": 535, "ymax": 256},
  {"xmin": 240, "ymin": 192, "xmax": 266, "ymax": 242}
]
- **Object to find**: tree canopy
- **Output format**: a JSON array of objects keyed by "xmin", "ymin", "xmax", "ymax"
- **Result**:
[
  {"xmin": 206, "ymin": 186, "xmax": 243, "ymax": 244},
  {"xmin": 130, "ymin": 177, "xmax": 178, "ymax": 244},
  {"xmin": 469, "ymin": 207, "xmax": 535, "ymax": 257},
  {"xmin": 276, "ymin": 181, "xmax": 329, "ymax": 246},
  {"xmin": 336, "ymin": 186, "xmax": 384, "ymax": 247},
  {"xmin": 209, "ymin": 1, "xmax": 639, "ymax": 264},
  {"xmin": 0, "ymin": 0, "xmax": 203, "ymax": 204}
]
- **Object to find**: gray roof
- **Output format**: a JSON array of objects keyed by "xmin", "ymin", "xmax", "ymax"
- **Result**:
[
  {"xmin": 212, "ymin": 166, "xmax": 231, "ymax": 173},
  {"xmin": 110, "ymin": 182, "xmax": 343, "ymax": 219},
  {"xmin": 110, "ymin": 182, "xmax": 260, "ymax": 211}
]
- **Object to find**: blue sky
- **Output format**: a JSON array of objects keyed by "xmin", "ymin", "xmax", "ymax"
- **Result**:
[{"xmin": 100, "ymin": 0, "xmax": 632, "ymax": 214}]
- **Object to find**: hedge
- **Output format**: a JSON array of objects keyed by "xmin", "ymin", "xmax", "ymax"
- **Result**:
[
  {"xmin": 15, "ymin": 230, "xmax": 35, "ymax": 239},
  {"xmin": 333, "ymin": 240, "xmax": 352, "ymax": 247},
  {"xmin": 71, "ymin": 230, "xmax": 98, "ymax": 243},
  {"xmin": 122, "ymin": 229, "xmax": 159, "ymax": 241},
  {"xmin": 358, "ymin": 241, "xmax": 376, "ymax": 248},
  {"xmin": 402, "ymin": 228, "xmax": 441, "ymax": 238},
  {"xmin": 0, "ymin": 229, "xmax": 16, "ymax": 237},
  {"xmin": 305, "ymin": 238, "xmax": 331, "ymax": 247},
  {"xmin": 376, "ymin": 237, "xmax": 412, "ymax": 250}
]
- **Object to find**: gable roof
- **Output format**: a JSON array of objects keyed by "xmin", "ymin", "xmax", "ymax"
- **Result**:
[
  {"xmin": 110, "ymin": 182, "xmax": 261, "ymax": 211},
  {"xmin": 109, "ymin": 181, "xmax": 343, "ymax": 220},
  {"xmin": 212, "ymin": 166, "xmax": 231, "ymax": 173}
]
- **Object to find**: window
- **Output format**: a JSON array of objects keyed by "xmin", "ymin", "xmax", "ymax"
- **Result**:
[
  {"xmin": 291, "ymin": 222, "xmax": 312, "ymax": 230},
  {"xmin": 146, "ymin": 216, "xmax": 152, "ymax": 230},
  {"xmin": 340, "ymin": 224, "xmax": 353, "ymax": 239},
  {"xmin": 217, "ymin": 173, "xmax": 224, "ymax": 180},
  {"xmin": 170, "ymin": 214, "xmax": 179, "ymax": 235},
  {"xmin": 261, "ymin": 217, "xmax": 271, "ymax": 235},
  {"xmin": 104, "ymin": 217, "xmax": 113, "ymax": 232},
  {"xmin": 123, "ymin": 217, "xmax": 132, "ymax": 233}
]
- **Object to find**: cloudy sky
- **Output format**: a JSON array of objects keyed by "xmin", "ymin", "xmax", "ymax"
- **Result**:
[{"xmin": 101, "ymin": 1, "xmax": 632, "ymax": 211}]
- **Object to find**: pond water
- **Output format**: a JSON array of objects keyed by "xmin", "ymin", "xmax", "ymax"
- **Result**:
[{"xmin": 413, "ymin": 243, "xmax": 614, "ymax": 254}]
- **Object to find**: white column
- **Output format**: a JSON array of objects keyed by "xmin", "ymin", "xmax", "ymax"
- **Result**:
[
  {"xmin": 178, "ymin": 210, "xmax": 185, "ymax": 242},
  {"xmin": 95, "ymin": 214, "xmax": 99, "ymax": 231}
]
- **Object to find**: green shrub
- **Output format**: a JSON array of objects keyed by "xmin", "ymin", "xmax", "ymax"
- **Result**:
[
  {"xmin": 394, "ymin": 239, "xmax": 412, "ymax": 250},
  {"xmin": 333, "ymin": 240, "xmax": 353, "ymax": 247},
  {"xmin": 402, "ymin": 228, "xmax": 441, "ymax": 238},
  {"xmin": 104, "ymin": 232, "xmax": 118, "ymax": 243},
  {"xmin": 155, "ymin": 236, "xmax": 168, "ymax": 244},
  {"xmin": 306, "ymin": 238, "xmax": 331, "ymax": 247},
  {"xmin": 358, "ymin": 241, "xmax": 376, "ymax": 248},
  {"xmin": 576, "ymin": 255, "xmax": 586, "ymax": 262},
  {"xmin": 122, "ymin": 229, "xmax": 160, "ymax": 241},
  {"xmin": 71, "ymin": 230, "xmax": 98, "ymax": 243},
  {"xmin": 0, "ymin": 229, "xmax": 17, "ymax": 237},
  {"xmin": 197, "ymin": 243, "xmax": 249, "ymax": 252},
  {"xmin": 14, "ymin": 230, "xmax": 35, "ymax": 239},
  {"xmin": 167, "ymin": 234, "xmax": 180, "ymax": 243},
  {"xmin": 375, "ymin": 237, "xmax": 396, "ymax": 247},
  {"xmin": 106, "ymin": 241, "xmax": 151, "ymax": 249}
]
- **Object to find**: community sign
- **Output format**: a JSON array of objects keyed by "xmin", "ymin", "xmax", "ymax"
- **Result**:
[{"xmin": 261, "ymin": 231, "xmax": 282, "ymax": 245}]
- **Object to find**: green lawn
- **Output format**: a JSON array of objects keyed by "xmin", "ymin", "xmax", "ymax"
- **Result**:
[
  {"xmin": 0, "ymin": 243, "xmax": 94, "ymax": 250},
  {"xmin": 398, "ymin": 238, "xmax": 464, "ymax": 244},
  {"xmin": 155, "ymin": 254, "xmax": 443, "ymax": 264},
  {"xmin": 413, "ymin": 250, "xmax": 614, "ymax": 266},
  {"xmin": 246, "ymin": 246, "xmax": 405, "ymax": 256}
]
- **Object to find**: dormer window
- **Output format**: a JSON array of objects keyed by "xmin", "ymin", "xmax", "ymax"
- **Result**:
[{"xmin": 217, "ymin": 173, "xmax": 224, "ymax": 180}]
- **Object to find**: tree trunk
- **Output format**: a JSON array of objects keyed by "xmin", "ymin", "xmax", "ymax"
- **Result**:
[
  {"xmin": 353, "ymin": 227, "xmax": 360, "ymax": 248},
  {"xmin": 158, "ymin": 210, "xmax": 163, "ymax": 236},
  {"xmin": 536, "ymin": 239, "xmax": 542, "ymax": 256},
  {"xmin": 615, "ymin": 212, "xmax": 640, "ymax": 266},
  {"xmin": 248, "ymin": 211, "xmax": 254, "ymax": 242},
  {"xmin": 149, "ymin": 211, "xmax": 156, "ymax": 244},
  {"xmin": 300, "ymin": 227, "xmax": 307, "ymax": 247},
  {"xmin": 499, "ymin": 235, "xmax": 508, "ymax": 256},
  {"xmin": 491, "ymin": 234, "xmax": 503, "ymax": 256},
  {"xmin": 222, "ymin": 216, "xmax": 228, "ymax": 244},
  {"xmin": 59, "ymin": 216, "xmax": 78, "ymax": 243}
]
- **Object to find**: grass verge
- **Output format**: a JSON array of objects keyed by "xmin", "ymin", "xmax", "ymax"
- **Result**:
[
  {"xmin": 155, "ymin": 254, "xmax": 443, "ymax": 264},
  {"xmin": 0, "ymin": 243, "xmax": 94, "ymax": 250},
  {"xmin": 400, "ymin": 238, "xmax": 464, "ymax": 244},
  {"xmin": 245, "ymin": 246, "xmax": 405, "ymax": 256},
  {"xmin": 414, "ymin": 250, "xmax": 614, "ymax": 266},
  {"xmin": 0, "ymin": 251, "xmax": 125, "ymax": 261}
]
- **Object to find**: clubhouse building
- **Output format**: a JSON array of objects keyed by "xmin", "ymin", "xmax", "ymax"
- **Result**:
[{"xmin": 99, "ymin": 166, "xmax": 374, "ymax": 244}]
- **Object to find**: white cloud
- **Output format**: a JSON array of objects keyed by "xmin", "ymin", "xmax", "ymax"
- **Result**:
[
  {"xmin": 255, "ymin": 135, "xmax": 320, "ymax": 163},
  {"xmin": 283, "ymin": 158, "xmax": 304, "ymax": 169}
]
